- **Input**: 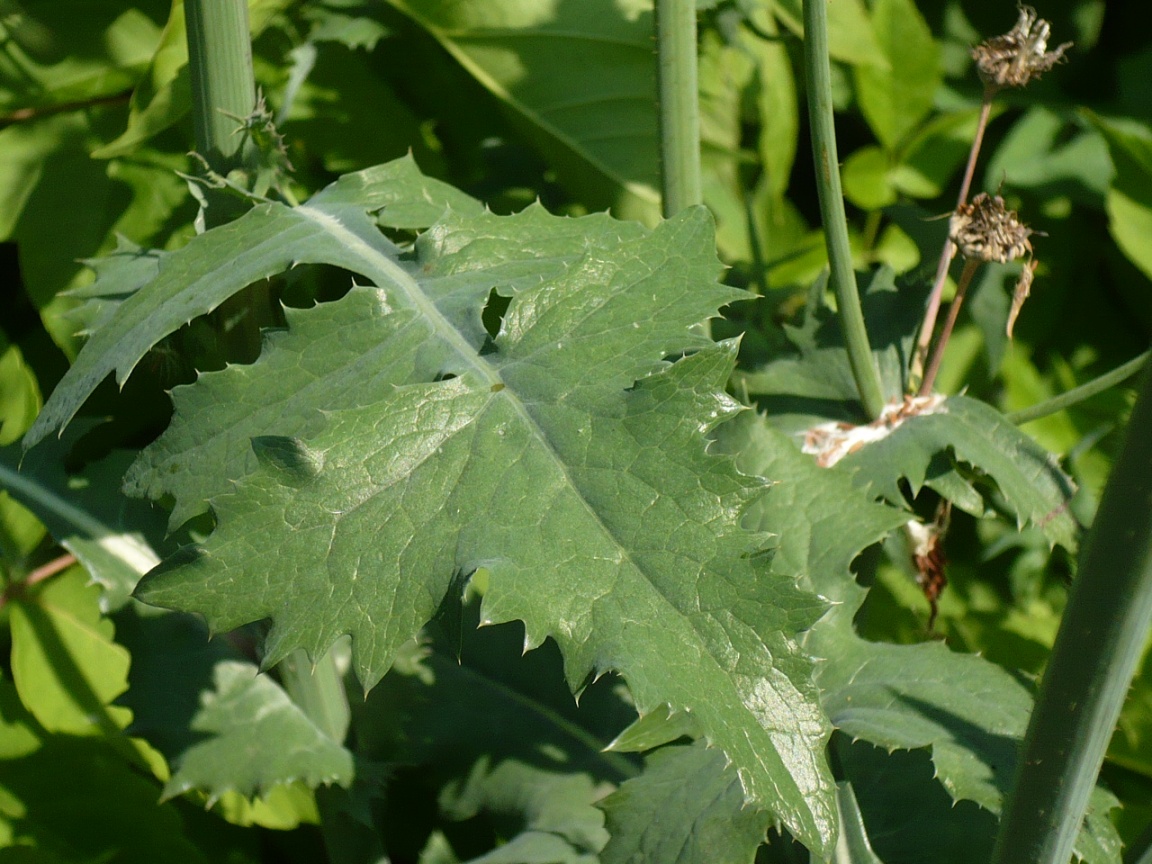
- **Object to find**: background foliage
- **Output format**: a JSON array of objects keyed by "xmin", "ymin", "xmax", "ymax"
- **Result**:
[{"xmin": 2, "ymin": 0, "xmax": 1151, "ymax": 861}]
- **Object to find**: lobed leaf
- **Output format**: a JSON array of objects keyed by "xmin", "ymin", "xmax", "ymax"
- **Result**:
[{"xmin": 92, "ymin": 178, "xmax": 838, "ymax": 850}]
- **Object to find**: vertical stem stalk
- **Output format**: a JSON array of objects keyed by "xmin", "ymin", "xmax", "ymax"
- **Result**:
[
  {"xmin": 802, "ymin": 0, "xmax": 885, "ymax": 419},
  {"xmin": 911, "ymin": 87, "xmax": 997, "ymax": 387},
  {"xmin": 655, "ymin": 0, "xmax": 702, "ymax": 218},
  {"xmin": 991, "ymin": 362, "xmax": 1152, "ymax": 864},
  {"xmin": 185, "ymin": 0, "xmax": 258, "ymax": 175},
  {"xmin": 183, "ymin": 10, "xmax": 362, "ymax": 859},
  {"xmin": 919, "ymin": 257, "xmax": 980, "ymax": 396}
]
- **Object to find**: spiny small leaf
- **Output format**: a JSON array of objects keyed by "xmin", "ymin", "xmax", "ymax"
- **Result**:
[
  {"xmin": 839, "ymin": 395, "xmax": 1079, "ymax": 551},
  {"xmin": 117, "ymin": 607, "xmax": 353, "ymax": 805}
]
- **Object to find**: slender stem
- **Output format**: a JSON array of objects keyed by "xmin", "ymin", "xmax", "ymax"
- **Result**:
[
  {"xmin": 1008, "ymin": 351, "xmax": 1150, "ymax": 425},
  {"xmin": 991, "ymin": 362, "xmax": 1152, "ymax": 864},
  {"xmin": 911, "ymin": 87, "xmax": 998, "ymax": 389},
  {"xmin": 919, "ymin": 258, "xmax": 980, "ymax": 396},
  {"xmin": 956, "ymin": 85, "xmax": 997, "ymax": 206},
  {"xmin": 802, "ymin": 0, "xmax": 885, "ymax": 419},
  {"xmin": 0, "ymin": 90, "xmax": 132, "ymax": 127},
  {"xmin": 184, "ymin": 0, "xmax": 258, "ymax": 175},
  {"xmin": 0, "ymin": 553, "xmax": 77, "ymax": 611},
  {"xmin": 655, "ymin": 0, "xmax": 702, "ymax": 218}
]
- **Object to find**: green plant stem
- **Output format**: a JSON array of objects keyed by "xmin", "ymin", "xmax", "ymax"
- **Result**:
[
  {"xmin": 801, "ymin": 0, "xmax": 885, "ymax": 420},
  {"xmin": 278, "ymin": 647, "xmax": 350, "ymax": 745},
  {"xmin": 991, "ymin": 362, "xmax": 1152, "ymax": 864},
  {"xmin": 184, "ymin": 0, "xmax": 258, "ymax": 175},
  {"xmin": 279, "ymin": 648, "xmax": 384, "ymax": 864},
  {"xmin": 655, "ymin": 0, "xmax": 702, "ymax": 218},
  {"xmin": 919, "ymin": 257, "xmax": 980, "ymax": 396},
  {"xmin": 1008, "ymin": 351, "xmax": 1150, "ymax": 425}
]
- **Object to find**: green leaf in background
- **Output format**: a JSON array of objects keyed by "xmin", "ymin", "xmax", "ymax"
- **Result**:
[
  {"xmin": 6, "ymin": 567, "xmax": 132, "ymax": 737},
  {"xmin": 383, "ymin": 0, "xmax": 661, "ymax": 223},
  {"xmin": 68, "ymin": 156, "xmax": 839, "ymax": 849},
  {"xmin": 0, "ymin": 427, "xmax": 165, "ymax": 611},
  {"xmin": 0, "ymin": 334, "xmax": 45, "ymax": 565},
  {"xmin": 115, "ymin": 606, "xmax": 345, "ymax": 826},
  {"xmin": 0, "ymin": 677, "xmax": 216, "ymax": 863},
  {"xmin": 1088, "ymin": 111, "xmax": 1152, "ymax": 283},
  {"xmin": 715, "ymin": 411, "xmax": 1120, "ymax": 860},
  {"xmin": 853, "ymin": 0, "xmax": 940, "ymax": 152},
  {"xmin": 164, "ymin": 660, "xmax": 354, "ymax": 802},
  {"xmin": 599, "ymin": 740, "xmax": 771, "ymax": 864},
  {"xmin": 770, "ymin": 0, "xmax": 884, "ymax": 68},
  {"xmin": 0, "ymin": 0, "xmax": 164, "ymax": 115},
  {"xmin": 352, "ymin": 605, "xmax": 635, "ymax": 863},
  {"xmin": 984, "ymin": 107, "xmax": 1112, "ymax": 204}
]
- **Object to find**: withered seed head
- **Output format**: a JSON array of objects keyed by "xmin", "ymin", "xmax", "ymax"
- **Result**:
[
  {"xmin": 949, "ymin": 192, "xmax": 1033, "ymax": 263},
  {"xmin": 971, "ymin": 5, "xmax": 1072, "ymax": 88}
]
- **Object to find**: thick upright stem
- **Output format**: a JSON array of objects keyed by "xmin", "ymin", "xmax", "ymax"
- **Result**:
[
  {"xmin": 185, "ymin": 0, "xmax": 258, "ymax": 175},
  {"xmin": 991, "ymin": 362, "xmax": 1152, "ymax": 864},
  {"xmin": 655, "ymin": 0, "xmax": 702, "ymax": 218},
  {"xmin": 802, "ymin": 0, "xmax": 885, "ymax": 419}
]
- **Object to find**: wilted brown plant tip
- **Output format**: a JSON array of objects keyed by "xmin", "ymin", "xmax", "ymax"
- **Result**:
[
  {"xmin": 972, "ymin": 5, "xmax": 1072, "ymax": 88},
  {"xmin": 949, "ymin": 192, "xmax": 1033, "ymax": 264}
]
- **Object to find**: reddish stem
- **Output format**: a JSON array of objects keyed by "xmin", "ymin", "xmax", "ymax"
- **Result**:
[
  {"xmin": 919, "ymin": 258, "xmax": 981, "ymax": 396},
  {"xmin": 911, "ymin": 85, "xmax": 999, "ymax": 389},
  {"xmin": 0, "ymin": 552, "xmax": 77, "ymax": 610}
]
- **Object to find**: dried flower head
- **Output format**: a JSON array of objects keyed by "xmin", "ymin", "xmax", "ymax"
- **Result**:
[
  {"xmin": 972, "ymin": 5, "xmax": 1072, "ymax": 88},
  {"xmin": 949, "ymin": 192, "xmax": 1033, "ymax": 263}
]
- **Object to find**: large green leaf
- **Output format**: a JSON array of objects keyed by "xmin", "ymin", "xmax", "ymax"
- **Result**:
[
  {"xmin": 23, "ymin": 156, "xmax": 480, "ymax": 447},
  {"xmin": 715, "ymin": 411, "xmax": 1121, "ymax": 860},
  {"xmin": 41, "ymin": 156, "xmax": 838, "ymax": 850},
  {"xmin": 383, "ymin": 0, "xmax": 661, "ymax": 223}
]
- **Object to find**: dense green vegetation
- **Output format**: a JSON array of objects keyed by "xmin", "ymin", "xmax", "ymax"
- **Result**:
[{"xmin": 2, "ymin": 0, "xmax": 1151, "ymax": 861}]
